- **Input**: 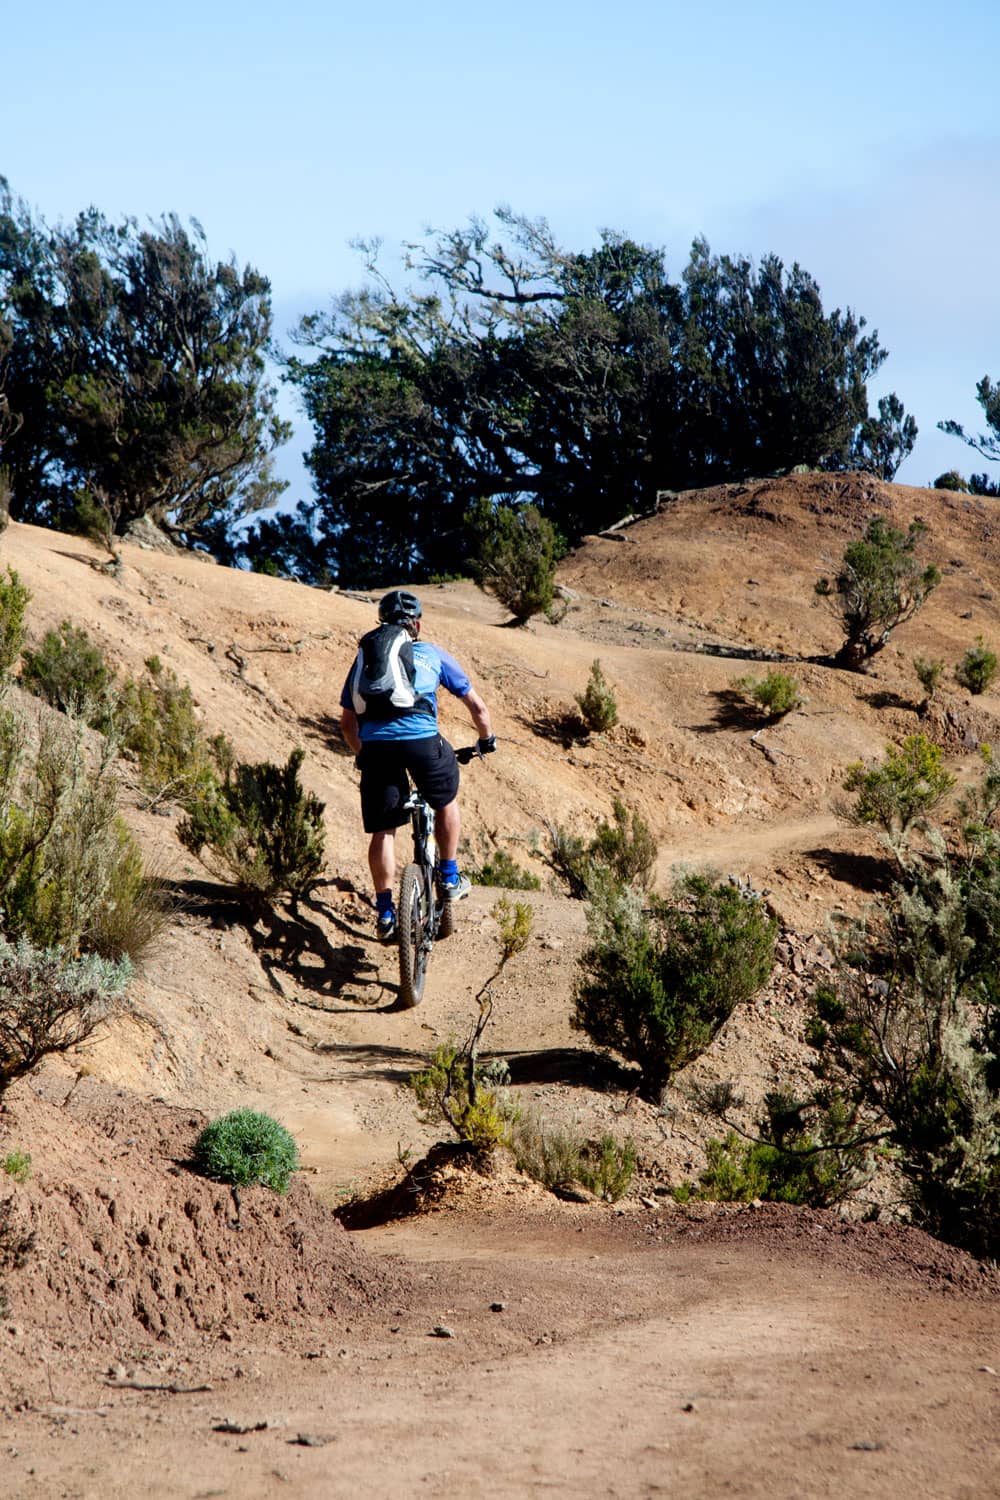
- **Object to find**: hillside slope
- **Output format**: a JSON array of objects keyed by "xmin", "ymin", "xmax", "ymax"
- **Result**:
[
  {"xmin": 2, "ymin": 473, "xmax": 1000, "ymax": 1188},
  {"xmin": 2, "ymin": 474, "xmax": 1000, "ymax": 1497}
]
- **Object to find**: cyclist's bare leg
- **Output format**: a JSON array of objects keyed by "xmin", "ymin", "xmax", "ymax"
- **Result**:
[
  {"xmin": 434, "ymin": 798, "xmax": 460, "ymax": 862},
  {"xmin": 368, "ymin": 829, "xmax": 396, "ymax": 894}
]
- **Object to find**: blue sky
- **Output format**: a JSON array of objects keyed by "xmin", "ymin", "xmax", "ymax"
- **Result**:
[{"xmin": 5, "ymin": 0, "xmax": 1000, "ymax": 505}]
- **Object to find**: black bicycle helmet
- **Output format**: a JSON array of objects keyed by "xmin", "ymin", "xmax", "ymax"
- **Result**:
[{"xmin": 378, "ymin": 589, "xmax": 422, "ymax": 624}]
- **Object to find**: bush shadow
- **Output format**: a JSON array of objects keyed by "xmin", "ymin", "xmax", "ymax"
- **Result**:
[
  {"xmin": 518, "ymin": 708, "xmax": 586, "ymax": 748},
  {"xmin": 857, "ymin": 688, "xmax": 917, "ymax": 714},
  {"xmin": 692, "ymin": 689, "xmax": 764, "ymax": 734},
  {"xmin": 804, "ymin": 847, "xmax": 893, "ymax": 895},
  {"xmin": 499, "ymin": 1046, "xmax": 638, "ymax": 1093}
]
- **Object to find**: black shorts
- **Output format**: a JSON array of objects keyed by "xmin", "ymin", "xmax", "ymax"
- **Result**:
[{"xmin": 358, "ymin": 735, "xmax": 460, "ymax": 834}]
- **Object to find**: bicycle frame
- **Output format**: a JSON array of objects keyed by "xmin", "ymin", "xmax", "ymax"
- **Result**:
[{"xmin": 395, "ymin": 789, "xmax": 442, "ymax": 1008}]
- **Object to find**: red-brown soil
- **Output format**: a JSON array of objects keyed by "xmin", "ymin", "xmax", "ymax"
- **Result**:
[{"xmin": 2, "ymin": 474, "xmax": 1000, "ymax": 1497}]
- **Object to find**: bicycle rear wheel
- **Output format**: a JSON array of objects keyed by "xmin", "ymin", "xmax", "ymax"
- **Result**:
[{"xmin": 398, "ymin": 863, "xmax": 432, "ymax": 1008}]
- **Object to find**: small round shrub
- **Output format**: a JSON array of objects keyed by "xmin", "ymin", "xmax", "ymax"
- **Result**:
[
  {"xmin": 955, "ymin": 637, "xmax": 998, "ymax": 696},
  {"xmin": 732, "ymin": 670, "xmax": 803, "ymax": 718},
  {"xmin": 192, "ymin": 1109, "xmax": 298, "ymax": 1192},
  {"xmin": 575, "ymin": 659, "xmax": 618, "ymax": 733},
  {"xmin": 913, "ymin": 656, "xmax": 944, "ymax": 700},
  {"xmin": 20, "ymin": 620, "xmax": 113, "ymax": 725}
]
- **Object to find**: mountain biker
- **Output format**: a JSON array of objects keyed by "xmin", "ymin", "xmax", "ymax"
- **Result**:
[{"xmin": 340, "ymin": 589, "xmax": 495, "ymax": 943}]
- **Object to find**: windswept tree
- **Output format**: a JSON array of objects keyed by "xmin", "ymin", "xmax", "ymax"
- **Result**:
[
  {"xmin": 0, "ymin": 178, "xmax": 289, "ymax": 548},
  {"xmin": 816, "ymin": 516, "xmax": 940, "ymax": 671},
  {"xmin": 940, "ymin": 377, "xmax": 1000, "ymax": 492},
  {"xmin": 273, "ymin": 209, "xmax": 914, "ymax": 585}
]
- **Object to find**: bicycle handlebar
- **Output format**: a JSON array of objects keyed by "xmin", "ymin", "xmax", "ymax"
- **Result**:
[{"xmin": 455, "ymin": 737, "xmax": 496, "ymax": 766}]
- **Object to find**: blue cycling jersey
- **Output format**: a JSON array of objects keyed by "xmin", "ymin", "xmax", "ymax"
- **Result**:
[{"xmin": 340, "ymin": 640, "xmax": 471, "ymax": 741}]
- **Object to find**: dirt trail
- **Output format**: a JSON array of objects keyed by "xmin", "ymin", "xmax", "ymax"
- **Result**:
[
  {"xmin": 4, "ymin": 479, "xmax": 1000, "ymax": 1496},
  {"xmin": 4, "ymin": 1214, "xmax": 999, "ymax": 1500}
]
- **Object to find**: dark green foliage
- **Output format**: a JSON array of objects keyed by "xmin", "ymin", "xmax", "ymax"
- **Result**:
[
  {"xmin": 542, "ymin": 822, "xmax": 591, "ymax": 899},
  {"xmin": 932, "ymin": 471, "xmax": 970, "ymax": 492},
  {"xmin": 466, "ymin": 498, "xmax": 561, "ymax": 622},
  {"xmin": 805, "ymin": 754, "xmax": 1000, "ymax": 1258},
  {"xmin": 815, "ymin": 516, "xmax": 940, "ymax": 670},
  {"xmin": 118, "ymin": 656, "xmax": 228, "ymax": 805},
  {"xmin": 545, "ymin": 798, "xmax": 657, "ymax": 898},
  {"xmin": 192, "ymin": 1109, "xmax": 298, "ymax": 1192},
  {"xmin": 575, "ymin": 660, "xmax": 618, "ymax": 733},
  {"xmin": 178, "ymin": 747, "xmax": 325, "ymax": 906},
  {"xmin": 589, "ymin": 799, "xmax": 657, "ymax": 889},
  {"xmin": 274, "ymin": 213, "xmax": 911, "ymax": 585},
  {"xmin": 852, "ymin": 393, "xmax": 917, "ymax": 480},
  {"xmin": 842, "ymin": 734, "xmax": 955, "ymax": 835},
  {"xmin": 0, "ymin": 568, "xmax": 29, "ymax": 678},
  {"xmin": 20, "ymin": 621, "xmax": 113, "ymax": 725},
  {"xmin": 0, "ymin": 178, "xmax": 288, "ymax": 548},
  {"xmin": 573, "ymin": 871, "xmax": 777, "ymax": 1098},
  {"xmin": 939, "ymin": 375, "xmax": 1000, "ymax": 494},
  {"xmin": 677, "ymin": 1092, "xmax": 865, "ymax": 1207},
  {"xmin": 468, "ymin": 844, "xmax": 541, "ymax": 890},
  {"xmin": 954, "ymin": 636, "xmax": 998, "ymax": 696}
]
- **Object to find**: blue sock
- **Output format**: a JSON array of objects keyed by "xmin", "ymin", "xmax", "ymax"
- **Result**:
[
  {"xmin": 375, "ymin": 889, "xmax": 394, "ymax": 915},
  {"xmin": 439, "ymin": 858, "xmax": 458, "ymax": 881}
]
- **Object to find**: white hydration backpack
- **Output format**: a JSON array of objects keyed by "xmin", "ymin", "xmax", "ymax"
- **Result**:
[{"xmin": 349, "ymin": 623, "xmax": 430, "ymax": 720}]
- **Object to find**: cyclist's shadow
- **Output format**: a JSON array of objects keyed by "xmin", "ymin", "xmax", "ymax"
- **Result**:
[{"xmin": 162, "ymin": 876, "xmax": 397, "ymax": 1012}]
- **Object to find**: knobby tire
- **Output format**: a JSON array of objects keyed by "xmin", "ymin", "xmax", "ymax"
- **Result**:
[{"xmin": 398, "ymin": 863, "xmax": 430, "ymax": 1009}]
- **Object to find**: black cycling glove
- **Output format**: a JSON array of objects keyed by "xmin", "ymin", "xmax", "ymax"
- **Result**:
[{"xmin": 478, "ymin": 735, "xmax": 497, "ymax": 755}]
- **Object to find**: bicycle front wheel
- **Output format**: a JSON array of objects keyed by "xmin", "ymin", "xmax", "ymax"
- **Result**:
[{"xmin": 398, "ymin": 863, "xmax": 432, "ymax": 1008}]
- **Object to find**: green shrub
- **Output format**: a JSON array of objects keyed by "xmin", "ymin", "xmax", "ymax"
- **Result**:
[
  {"xmin": 0, "ymin": 569, "xmax": 30, "ymax": 679},
  {"xmin": 955, "ymin": 636, "xmax": 998, "ymax": 695},
  {"xmin": 677, "ymin": 1091, "xmax": 864, "ymax": 1208},
  {"xmin": 467, "ymin": 843, "xmax": 541, "ymax": 890},
  {"xmin": 178, "ymin": 747, "xmax": 325, "ymax": 907},
  {"xmin": 1, "ymin": 1151, "xmax": 31, "ymax": 1183},
  {"xmin": 842, "ymin": 733, "xmax": 954, "ymax": 835},
  {"xmin": 815, "ymin": 515, "xmax": 940, "ymax": 671},
  {"xmin": 932, "ymin": 471, "xmax": 970, "ymax": 493},
  {"xmin": 409, "ymin": 1044, "xmax": 513, "ymax": 1151},
  {"xmin": 575, "ymin": 659, "xmax": 618, "ymax": 733},
  {"xmin": 20, "ymin": 621, "xmax": 114, "ymax": 726},
  {"xmin": 545, "ymin": 799, "xmax": 657, "ymax": 899},
  {"xmin": 0, "ymin": 935, "xmax": 132, "ymax": 1096},
  {"xmin": 590, "ymin": 799, "xmax": 657, "ymax": 889},
  {"xmin": 84, "ymin": 830, "xmax": 168, "ymax": 967},
  {"xmin": 731, "ymin": 670, "xmax": 803, "ymax": 719},
  {"xmin": 573, "ymin": 871, "xmax": 776, "ymax": 1099},
  {"xmin": 0, "ymin": 709, "xmax": 158, "ymax": 959},
  {"xmin": 509, "ymin": 1110, "xmax": 636, "ymax": 1201},
  {"xmin": 119, "ymin": 657, "xmax": 228, "ymax": 806},
  {"xmin": 807, "ymin": 870, "xmax": 1000, "ymax": 1258},
  {"xmin": 913, "ymin": 656, "xmax": 944, "ymax": 701},
  {"xmin": 542, "ymin": 821, "xmax": 591, "ymax": 898},
  {"xmin": 466, "ymin": 498, "xmax": 562, "ymax": 623},
  {"xmin": 192, "ymin": 1109, "xmax": 299, "ymax": 1192}
]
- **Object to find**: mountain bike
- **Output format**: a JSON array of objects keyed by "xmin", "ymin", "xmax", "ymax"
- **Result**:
[{"xmin": 397, "ymin": 743, "xmax": 485, "ymax": 1009}]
